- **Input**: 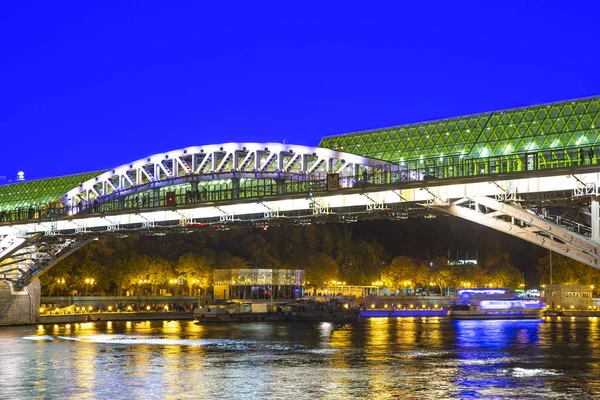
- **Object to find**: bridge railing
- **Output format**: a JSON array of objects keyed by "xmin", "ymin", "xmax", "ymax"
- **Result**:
[
  {"xmin": 399, "ymin": 144, "xmax": 595, "ymax": 181},
  {"xmin": 0, "ymin": 145, "xmax": 596, "ymax": 225}
]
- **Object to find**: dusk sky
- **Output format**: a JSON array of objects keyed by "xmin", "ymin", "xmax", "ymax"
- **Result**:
[{"xmin": 2, "ymin": 2, "xmax": 600, "ymax": 180}]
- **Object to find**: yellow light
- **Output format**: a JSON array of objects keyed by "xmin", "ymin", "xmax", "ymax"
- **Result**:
[
  {"xmin": 127, "ymin": 306, "xmax": 132, "ymax": 311},
  {"xmin": 164, "ymin": 305, "xmax": 169, "ymax": 311},
  {"xmin": 409, "ymin": 304, "xmax": 413, "ymax": 308},
  {"xmin": 55, "ymin": 308, "xmax": 59, "ymax": 312},
  {"xmin": 108, "ymin": 306, "xmax": 112, "ymax": 311},
  {"xmin": 344, "ymin": 304, "xmax": 348, "ymax": 309},
  {"xmin": 39, "ymin": 308, "xmax": 45, "ymax": 313},
  {"xmin": 384, "ymin": 304, "xmax": 388, "ymax": 309},
  {"xmin": 371, "ymin": 304, "xmax": 375, "ymax": 309},
  {"xmin": 570, "ymin": 305, "xmax": 575, "ymax": 309},
  {"xmin": 89, "ymin": 306, "xmax": 93, "ymax": 311},
  {"xmin": 434, "ymin": 304, "xmax": 438, "ymax": 308},
  {"xmin": 146, "ymin": 306, "xmax": 151, "ymax": 311}
]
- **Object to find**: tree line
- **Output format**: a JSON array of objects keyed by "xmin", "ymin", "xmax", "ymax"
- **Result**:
[{"xmin": 38, "ymin": 219, "xmax": 599, "ymax": 296}]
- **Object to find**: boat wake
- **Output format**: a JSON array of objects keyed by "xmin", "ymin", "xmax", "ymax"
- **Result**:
[{"xmin": 23, "ymin": 334, "xmax": 337, "ymax": 354}]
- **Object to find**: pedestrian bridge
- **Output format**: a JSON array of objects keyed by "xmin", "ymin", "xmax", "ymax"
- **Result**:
[
  {"xmin": 3, "ymin": 95, "xmax": 600, "ymax": 288},
  {"xmin": 2, "ymin": 141, "xmax": 600, "ymax": 287}
]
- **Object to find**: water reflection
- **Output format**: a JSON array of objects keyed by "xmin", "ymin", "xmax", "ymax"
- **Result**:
[
  {"xmin": 4, "ymin": 318, "xmax": 600, "ymax": 398},
  {"xmin": 452, "ymin": 320, "xmax": 544, "ymax": 398}
]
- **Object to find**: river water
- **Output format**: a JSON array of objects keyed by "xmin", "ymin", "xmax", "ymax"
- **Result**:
[{"xmin": 1, "ymin": 317, "xmax": 599, "ymax": 399}]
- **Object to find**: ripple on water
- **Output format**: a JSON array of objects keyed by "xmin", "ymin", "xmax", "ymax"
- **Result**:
[
  {"xmin": 22, "ymin": 335, "xmax": 55, "ymax": 341},
  {"xmin": 511, "ymin": 367, "xmax": 562, "ymax": 377},
  {"xmin": 9, "ymin": 319, "xmax": 600, "ymax": 399},
  {"xmin": 27, "ymin": 334, "xmax": 337, "ymax": 355}
]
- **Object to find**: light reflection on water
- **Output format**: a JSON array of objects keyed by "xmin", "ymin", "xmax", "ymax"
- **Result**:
[{"xmin": 1, "ymin": 318, "xmax": 600, "ymax": 399}]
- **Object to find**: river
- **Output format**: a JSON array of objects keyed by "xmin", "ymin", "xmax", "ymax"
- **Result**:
[{"xmin": 1, "ymin": 317, "xmax": 599, "ymax": 399}]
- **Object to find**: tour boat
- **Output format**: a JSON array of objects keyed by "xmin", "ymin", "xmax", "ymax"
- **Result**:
[{"xmin": 448, "ymin": 288, "xmax": 546, "ymax": 320}]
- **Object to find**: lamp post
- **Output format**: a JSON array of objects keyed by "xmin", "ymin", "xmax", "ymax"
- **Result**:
[
  {"xmin": 55, "ymin": 278, "xmax": 66, "ymax": 296},
  {"xmin": 193, "ymin": 279, "xmax": 200, "ymax": 296},
  {"xmin": 84, "ymin": 278, "xmax": 95, "ymax": 295},
  {"xmin": 138, "ymin": 279, "xmax": 148, "ymax": 296}
]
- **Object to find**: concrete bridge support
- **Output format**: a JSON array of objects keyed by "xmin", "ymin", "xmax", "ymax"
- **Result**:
[{"xmin": 0, "ymin": 280, "xmax": 40, "ymax": 326}]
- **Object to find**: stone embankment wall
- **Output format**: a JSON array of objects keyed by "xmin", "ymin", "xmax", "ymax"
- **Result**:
[{"xmin": 0, "ymin": 280, "xmax": 40, "ymax": 326}]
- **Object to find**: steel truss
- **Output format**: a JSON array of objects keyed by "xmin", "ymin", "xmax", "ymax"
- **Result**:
[
  {"xmin": 62, "ymin": 143, "xmax": 392, "ymax": 210},
  {"xmin": 0, "ymin": 234, "xmax": 94, "ymax": 288},
  {"xmin": 432, "ymin": 196, "xmax": 600, "ymax": 269}
]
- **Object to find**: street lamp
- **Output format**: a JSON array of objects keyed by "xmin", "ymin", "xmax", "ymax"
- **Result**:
[
  {"xmin": 55, "ymin": 278, "xmax": 66, "ymax": 296},
  {"xmin": 138, "ymin": 279, "xmax": 148, "ymax": 295},
  {"xmin": 84, "ymin": 278, "xmax": 95, "ymax": 295}
]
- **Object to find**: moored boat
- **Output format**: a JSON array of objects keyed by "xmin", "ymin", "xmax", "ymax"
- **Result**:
[
  {"xmin": 194, "ymin": 300, "xmax": 359, "ymax": 323},
  {"xmin": 448, "ymin": 288, "xmax": 546, "ymax": 320}
]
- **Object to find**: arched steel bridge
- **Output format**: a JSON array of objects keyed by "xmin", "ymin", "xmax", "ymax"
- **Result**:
[
  {"xmin": 3, "ymin": 141, "xmax": 600, "ymax": 288},
  {"xmin": 61, "ymin": 142, "xmax": 394, "ymax": 211}
]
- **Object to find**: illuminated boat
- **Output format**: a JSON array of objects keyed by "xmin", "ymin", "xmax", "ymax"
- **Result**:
[{"xmin": 448, "ymin": 288, "xmax": 546, "ymax": 320}]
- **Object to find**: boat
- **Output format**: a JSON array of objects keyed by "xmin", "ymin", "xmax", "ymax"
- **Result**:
[
  {"xmin": 193, "ymin": 300, "xmax": 359, "ymax": 323},
  {"xmin": 448, "ymin": 288, "xmax": 546, "ymax": 320}
]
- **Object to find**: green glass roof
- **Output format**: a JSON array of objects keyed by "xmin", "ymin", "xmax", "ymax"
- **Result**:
[
  {"xmin": 319, "ymin": 96, "xmax": 600, "ymax": 162},
  {"xmin": 0, "ymin": 171, "xmax": 104, "ymax": 212}
]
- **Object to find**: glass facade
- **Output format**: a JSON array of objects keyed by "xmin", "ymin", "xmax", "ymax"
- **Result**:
[
  {"xmin": 213, "ymin": 268, "xmax": 304, "ymax": 301},
  {"xmin": 319, "ymin": 97, "xmax": 600, "ymax": 163},
  {"xmin": 214, "ymin": 269, "xmax": 304, "ymax": 286},
  {"xmin": 0, "ymin": 171, "xmax": 103, "ymax": 213}
]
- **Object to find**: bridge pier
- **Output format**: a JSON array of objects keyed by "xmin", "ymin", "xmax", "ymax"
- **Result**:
[{"xmin": 0, "ymin": 280, "xmax": 40, "ymax": 326}]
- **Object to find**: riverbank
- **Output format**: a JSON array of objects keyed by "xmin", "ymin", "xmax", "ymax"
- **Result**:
[{"xmin": 360, "ymin": 309, "xmax": 600, "ymax": 319}]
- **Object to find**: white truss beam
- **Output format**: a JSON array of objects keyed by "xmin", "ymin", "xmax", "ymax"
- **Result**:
[
  {"xmin": 432, "ymin": 196, "xmax": 600, "ymax": 269},
  {"xmin": 59, "ymin": 142, "xmax": 389, "ymax": 209}
]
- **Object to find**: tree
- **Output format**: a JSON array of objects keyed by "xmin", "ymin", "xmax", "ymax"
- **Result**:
[
  {"xmin": 381, "ymin": 256, "xmax": 417, "ymax": 291},
  {"xmin": 176, "ymin": 252, "xmax": 214, "ymax": 295},
  {"xmin": 145, "ymin": 256, "xmax": 173, "ymax": 295},
  {"xmin": 429, "ymin": 257, "xmax": 456, "ymax": 295},
  {"xmin": 216, "ymin": 251, "xmax": 248, "ymax": 269},
  {"xmin": 457, "ymin": 263, "xmax": 486, "ymax": 288},
  {"xmin": 536, "ymin": 252, "xmax": 597, "ymax": 286},
  {"xmin": 299, "ymin": 253, "xmax": 339, "ymax": 292}
]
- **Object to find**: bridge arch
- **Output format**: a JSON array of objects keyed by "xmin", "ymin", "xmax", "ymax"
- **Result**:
[{"xmin": 61, "ymin": 142, "xmax": 393, "ymax": 211}]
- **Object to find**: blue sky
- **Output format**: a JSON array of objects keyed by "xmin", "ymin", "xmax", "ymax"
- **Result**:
[{"xmin": 2, "ymin": 2, "xmax": 600, "ymax": 180}]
